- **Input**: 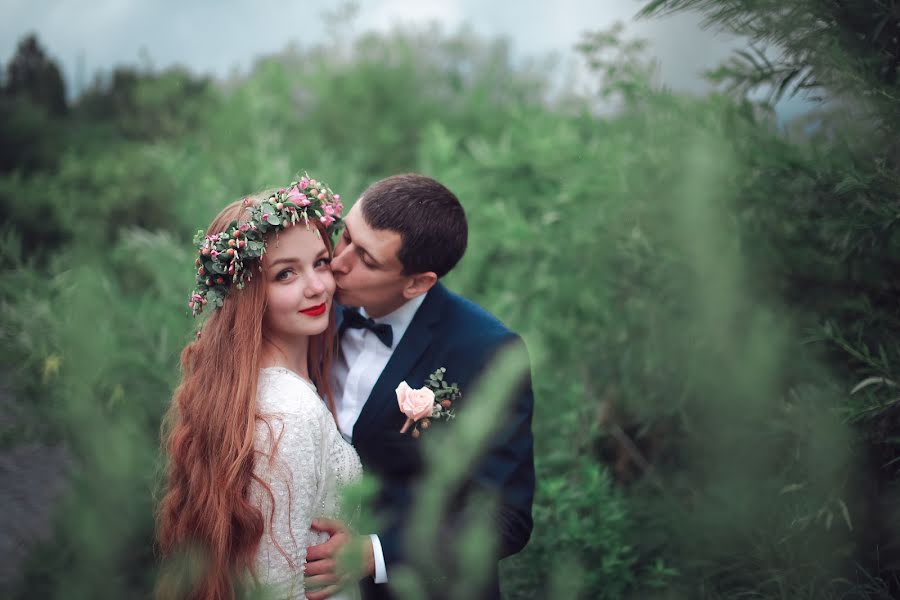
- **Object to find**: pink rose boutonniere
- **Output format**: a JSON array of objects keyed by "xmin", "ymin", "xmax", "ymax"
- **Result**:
[{"xmin": 396, "ymin": 367, "xmax": 460, "ymax": 438}]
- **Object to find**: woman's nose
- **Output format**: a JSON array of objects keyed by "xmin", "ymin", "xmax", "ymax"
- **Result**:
[{"xmin": 306, "ymin": 272, "xmax": 327, "ymax": 297}]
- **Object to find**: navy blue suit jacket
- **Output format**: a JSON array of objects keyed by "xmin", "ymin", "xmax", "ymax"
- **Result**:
[{"xmin": 339, "ymin": 283, "xmax": 535, "ymax": 600}]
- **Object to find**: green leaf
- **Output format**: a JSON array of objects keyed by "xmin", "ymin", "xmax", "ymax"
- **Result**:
[
  {"xmin": 779, "ymin": 482, "xmax": 806, "ymax": 494},
  {"xmin": 838, "ymin": 499, "xmax": 853, "ymax": 531}
]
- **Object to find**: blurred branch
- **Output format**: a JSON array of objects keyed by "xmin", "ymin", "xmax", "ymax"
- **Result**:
[{"xmin": 581, "ymin": 367, "xmax": 666, "ymax": 491}]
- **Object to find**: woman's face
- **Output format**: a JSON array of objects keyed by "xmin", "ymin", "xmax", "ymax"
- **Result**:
[{"xmin": 261, "ymin": 224, "xmax": 335, "ymax": 341}]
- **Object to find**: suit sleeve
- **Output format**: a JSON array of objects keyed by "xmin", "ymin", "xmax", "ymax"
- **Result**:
[{"xmin": 474, "ymin": 334, "xmax": 536, "ymax": 557}]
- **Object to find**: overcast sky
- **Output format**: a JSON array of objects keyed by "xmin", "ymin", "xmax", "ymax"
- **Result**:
[{"xmin": 2, "ymin": 0, "xmax": 748, "ymax": 96}]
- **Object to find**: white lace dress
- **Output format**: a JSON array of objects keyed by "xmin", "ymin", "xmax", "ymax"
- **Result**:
[{"xmin": 251, "ymin": 367, "xmax": 363, "ymax": 600}]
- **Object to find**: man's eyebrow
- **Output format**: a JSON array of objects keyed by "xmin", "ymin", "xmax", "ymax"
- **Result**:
[
  {"xmin": 345, "ymin": 225, "xmax": 380, "ymax": 266},
  {"xmin": 356, "ymin": 245, "xmax": 380, "ymax": 267}
]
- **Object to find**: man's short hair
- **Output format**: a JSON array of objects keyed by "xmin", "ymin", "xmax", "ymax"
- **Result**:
[{"xmin": 360, "ymin": 174, "xmax": 468, "ymax": 278}]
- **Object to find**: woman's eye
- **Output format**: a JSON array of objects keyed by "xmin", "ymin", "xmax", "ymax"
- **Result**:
[
  {"xmin": 315, "ymin": 258, "xmax": 332, "ymax": 269},
  {"xmin": 275, "ymin": 269, "xmax": 293, "ymax": 281}
]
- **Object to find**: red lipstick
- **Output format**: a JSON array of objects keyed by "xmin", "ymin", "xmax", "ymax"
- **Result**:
[{"xmin": 300, "ymin": 302, "xmax": 327, "ymax": 317}]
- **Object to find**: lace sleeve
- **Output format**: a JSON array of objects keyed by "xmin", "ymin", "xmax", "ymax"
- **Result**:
[{"xmin": 251, "ymin": 385, "xmax": 332, "ymax": 598}]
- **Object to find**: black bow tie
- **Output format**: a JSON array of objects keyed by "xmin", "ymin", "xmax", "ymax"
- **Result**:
[{"xmin": 341, "ymin": 307, "xmax": 394, "ymax": 348}]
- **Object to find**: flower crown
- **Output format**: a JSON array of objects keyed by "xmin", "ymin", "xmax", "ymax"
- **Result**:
[{"xmin": 189, "ymin": 174, "xmax": 343, "ymax": 316}]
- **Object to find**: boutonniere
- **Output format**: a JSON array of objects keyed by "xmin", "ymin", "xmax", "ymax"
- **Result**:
[{"xmin": 396, "ymin": 367, "xmax": 460, "ymax": 438}]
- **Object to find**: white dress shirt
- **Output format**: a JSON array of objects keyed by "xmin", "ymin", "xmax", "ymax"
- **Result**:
[
  {"xmin": 331, "ymin": 292, "xmax": 428, "ymax": 585},
  {"xmin": 332, "ymin": 293, "xmax": 428, "ymax": 439}
]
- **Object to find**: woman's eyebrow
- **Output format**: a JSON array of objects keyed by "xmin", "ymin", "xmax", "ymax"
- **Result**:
[
  {"xmin": 268, "ymin": 248, "xmax": 330, "ymax": 268},
  {"xmin": 267, "ymin": 257, "xmax": 297, "ymax": 268}
]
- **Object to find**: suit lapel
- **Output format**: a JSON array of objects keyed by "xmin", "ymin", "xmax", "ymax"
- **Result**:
[
  {"xmin": 334, "ymin": 302, "xmax": 346, "ymax": 330},
  {"xmin": 352, "ymin": 284, "xmax": 449, "ymax": 439}
]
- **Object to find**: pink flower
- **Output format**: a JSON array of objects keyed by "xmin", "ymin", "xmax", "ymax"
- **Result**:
[
  {"xmin": 320, "ymin": 215, "xmax": 335, "ymax": 227},
  {"xmin": 285, "ymin": 186, "xmax": 304, "ymax": 203},
  {"xmin": 299, "ymin": 178, "xmax": 309, "ymax": 190},
  {"xmin": 396, "ymin": 381, "xmax": 435, "ymax": 422},
  {"xmin": 333, "ymin": 194, "xmax": 340, "ymax": 201},
  {"xmin": 239, "ymin": 223, "xmax": 250, "ymax": 232},
  {"xmin": 317, "ymin": 192, "xmax": 326, "ymax": 200},
  {"xmin": 287, "ymin": 186, "xmax": 311, "ymax": 206},
  {"xmin": 324, "ymin": 204, "xmax": 335, "ymax": 216}
]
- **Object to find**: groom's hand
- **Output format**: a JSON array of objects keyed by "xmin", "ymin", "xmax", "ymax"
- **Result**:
[{"xmin": 305, "ymin": 517, "xmax": 375, "ymax": 600}]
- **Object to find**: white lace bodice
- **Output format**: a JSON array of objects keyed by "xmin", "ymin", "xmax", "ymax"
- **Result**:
[{"xmin": 250, "ymin": 367, "xmax": 363, "ymax": 599}]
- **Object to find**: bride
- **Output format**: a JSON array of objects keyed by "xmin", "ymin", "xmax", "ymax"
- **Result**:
[{"xmin": 156, "ymin": 176, "xmax": 361, "ymax": 599}]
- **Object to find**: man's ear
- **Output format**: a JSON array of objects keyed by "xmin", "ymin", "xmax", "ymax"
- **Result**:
[{"xmin": 402, "ymin": 272, "xmax": 438, "ymax": 300}]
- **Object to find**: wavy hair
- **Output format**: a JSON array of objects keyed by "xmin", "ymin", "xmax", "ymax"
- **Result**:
[{"xmin": 156, "ymin": 198, "xmax": 337, "ymax": 599}]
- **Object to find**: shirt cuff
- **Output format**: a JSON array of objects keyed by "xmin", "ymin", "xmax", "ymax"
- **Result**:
[{"xmin": 369, "ymin": 534, "xmax": 388, "ymax": 583}]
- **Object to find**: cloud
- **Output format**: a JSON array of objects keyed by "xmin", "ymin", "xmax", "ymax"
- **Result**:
[
  {"xmin": 630, "ymin": 10, "xmax": 744, "ymax": 92},
  {"xmin": 0, "ymin": 0, "xmax": 745, "ymax": 95},
  {"xmin": 361, "ymin": 0, "xmax": 465, "ymax": 31}
]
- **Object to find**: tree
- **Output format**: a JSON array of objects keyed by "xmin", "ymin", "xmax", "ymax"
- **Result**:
[
  {"xmin": 639, "ymin": 1, "xmax": 899, "ymax": 143},
  {"xmin": 3, "ymin": 34, "xmax": 67, "ymax": 116}
]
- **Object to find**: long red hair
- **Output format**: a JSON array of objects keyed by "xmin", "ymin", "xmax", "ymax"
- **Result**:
[{"xmin": 156, "ymin": 199, "xmax": 337, "ymax": 599}]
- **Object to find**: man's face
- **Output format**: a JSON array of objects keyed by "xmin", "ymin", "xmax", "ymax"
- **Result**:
[{"xmin": 331, "ymin": 201, "xmax": 410, "ymax": 318}]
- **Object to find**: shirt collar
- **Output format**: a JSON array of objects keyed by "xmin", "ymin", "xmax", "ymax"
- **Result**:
[{"xmin": 360, "ymin": 291, "xmax": 428, "ymax": 332}]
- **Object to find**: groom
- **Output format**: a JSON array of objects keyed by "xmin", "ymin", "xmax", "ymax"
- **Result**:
[{"xmin": 304, "ymin": 174, "xmax": 535, "ymax": 600}]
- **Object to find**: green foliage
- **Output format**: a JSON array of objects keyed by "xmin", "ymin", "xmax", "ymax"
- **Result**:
[
  {"xmin": 638, "ymin": 0, "xmax": 900, "ymax": 474},
  {"xmin": 506, "ymin": 453, "xmax": 640, "ymax": 599},
  {"xmin": 0, "ymin": 96, "xmax": 65, "ymax": 173},
  {"xmin": 74, "ymin": 66, "xmax": 214, "ymax": 140}
]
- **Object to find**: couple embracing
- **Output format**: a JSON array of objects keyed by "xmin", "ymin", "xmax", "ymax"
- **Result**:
[{"xmin": 156, "ymin": 174, "xmax": 535, "ymax": 600}]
